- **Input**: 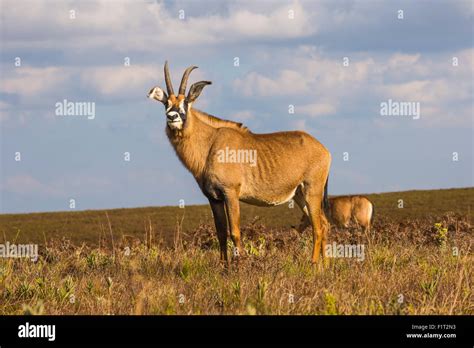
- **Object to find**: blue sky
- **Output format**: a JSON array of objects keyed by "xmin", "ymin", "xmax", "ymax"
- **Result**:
[{"xmin": 0, "ymin": 0, "xmax": 473, "ymax": 213}]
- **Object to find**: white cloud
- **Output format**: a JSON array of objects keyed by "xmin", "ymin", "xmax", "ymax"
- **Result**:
[
  {"xmin": 291, "ymin": 119, "xmax": 307, "ymax": 131},
  {"xmin": 387, "ymin": 53, "xmax": 421, "ymax": 68},
  {"xmin": 233, "ymin": 46, "xmax": 376, "ymax": 99},
  {"xmin": 2, "ymin": 175, "xmax": 62, "ymax": 196},
  {"xmin": 0, "ymin": 101, "xmax": 11, "ymax": 122},
  {"xmin": 55, "ymin": 174, "xmax": 115, "ymax": 193},
  {"xmin": 380, "ymin": 79, "xmax": 470, "ymax": 104},
  {"xmin": 230, "ymin": 110, "xmax": 255, "ymax": 120},
  {"xmin": 233, "ymin": 47, "xmax": 473, "ymax": 128},
  {"xmin": 193, "ymin": 2, "xmax": 316, "ymax": 42},
  {"xmin": 234, "ymin": 70, "xmax": 309, "ymax": 97},
  {"xmin": 81, "ymin": 65, "xmax": 160, "ymax": 96},
  {"xmin": 1, "ymin": 0, "xmax": 318, "ymax": 51},
  {"xmin": 298, "ymin": 102, "xmax": 337, "ymax": 117},
  {"xmin": 377, "ymin": 49, "xmax": 473, "ymax": 127},
  {"xmin": 1, "ymin": 63, "xmax": 208, "ymax": 105},
  {"xmin": 0, "ymin": 67, "xmax": 70, "ymax": 97},
  {"xmin": 1, "ymin": 173, "xmax": 116, "ymax": 198}
]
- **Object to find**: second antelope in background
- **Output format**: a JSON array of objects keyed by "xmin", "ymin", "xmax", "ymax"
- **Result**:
[
  {"xmin": 148, "ymin": 62, "xmax": 331, "ymax": 266},
  {"xmin": 328, "ymin": 196, "xmax": 374, "ymax": 232}
]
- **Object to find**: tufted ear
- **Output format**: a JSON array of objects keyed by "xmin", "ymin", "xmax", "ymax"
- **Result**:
[
  {"xmin": 187, "ymin": 81, "xmax": 212, "ymax": 103},
  {"xmin": 147, "ymin": 86, "xmax": 168, "ymax": 105}
]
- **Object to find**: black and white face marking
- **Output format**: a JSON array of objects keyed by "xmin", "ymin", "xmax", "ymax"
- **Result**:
[{"xmin": 166, "ymin": 99, "xmax": 187, "ymax": 130}]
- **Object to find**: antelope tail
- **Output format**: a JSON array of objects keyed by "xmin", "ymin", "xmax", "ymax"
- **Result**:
[
  {"xmin": 323, "ymin": 176, "xmax": 329, "ymax": 216},
  {"xmin": 370, "ymin": 201, "xmax": 375, "ymax": 224}
]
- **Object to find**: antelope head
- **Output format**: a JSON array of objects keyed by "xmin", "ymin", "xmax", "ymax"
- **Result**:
[{"xmin": 148, "ymin": 61, "xmax": 211, "ymax": 131}]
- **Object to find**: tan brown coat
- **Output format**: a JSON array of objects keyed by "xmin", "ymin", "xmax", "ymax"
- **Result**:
[
  {"xmin": 149, "ymin": 62, "xmax": 332, "ymax": 265},
  {"xmin": 328, "ymin": 195, "xmax": 374, "ymax": 232}
]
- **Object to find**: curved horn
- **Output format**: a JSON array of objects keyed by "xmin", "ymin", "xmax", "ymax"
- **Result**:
[
  {"xmin": 164, "ymin": 61, "xmax": 174, "ymax": 96},
  {"xmin": 178, "ymin": 66, "xmax": 198, "ymax": 95}
]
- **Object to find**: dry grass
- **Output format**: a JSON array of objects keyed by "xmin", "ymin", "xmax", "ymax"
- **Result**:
[
  {"xmin": 0, "ymin": 212, "xmax": 472, "ymax": 315},
  {"xmin": 1, "ymin": 187, "xmax": 472, "ymax": 247}
]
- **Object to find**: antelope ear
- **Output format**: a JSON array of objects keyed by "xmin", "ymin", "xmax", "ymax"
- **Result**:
[
  {"xmin": 148, "ymin": 86, "xmax": 168, "ymax": 105},
  {"xmin": 187, "ymin": 81, "xmax": 212, "ymax": 103}
]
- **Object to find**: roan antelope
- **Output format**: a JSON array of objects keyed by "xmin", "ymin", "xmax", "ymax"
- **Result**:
[
  {"xmin": 328, "ymin": 195, "xmax": 374, "ymax": 232},
  {"xmin": 148, "ymin": 62, "xmax": 331, "ymax": 265}
]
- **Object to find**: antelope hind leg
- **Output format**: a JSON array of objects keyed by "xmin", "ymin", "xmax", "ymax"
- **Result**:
[
  {"xmin": 294, "ymin": 186, "xmax": 310, "ymax": 233},
  {"xmin": 224, "ymin": 191, "xmax": 243, "ymax": 262},
  {"xmin": 304, "ymin": 186, "xmax": 325, "ymax": 264}
]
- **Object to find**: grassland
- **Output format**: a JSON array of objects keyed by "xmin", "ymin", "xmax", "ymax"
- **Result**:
[
  {"xmin": 0, "ymin": 187, "xmax": 472, "ymax": 247},
  {"xmin": 0, "ymin": 187, "xmax": 472, "ymax": 315}
]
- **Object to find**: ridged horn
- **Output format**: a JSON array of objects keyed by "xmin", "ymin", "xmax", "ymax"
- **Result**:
[
  {"xmin": 164, "ymin": 61, "xmax": 174, "ymax": 96},
  {"xmin": 178, "ymin": 66, "xmax": 198, "ymax": 95}
]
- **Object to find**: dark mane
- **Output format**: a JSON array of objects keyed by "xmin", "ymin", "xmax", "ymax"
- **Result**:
[{"xmin": 192, "ymin": 109, "xmax": 249, "ymax": 133}]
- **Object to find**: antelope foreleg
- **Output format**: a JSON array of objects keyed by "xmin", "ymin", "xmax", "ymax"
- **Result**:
[{"xmin": 209, "ymin": 199, "xmax": 229, "ymax": 266}]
